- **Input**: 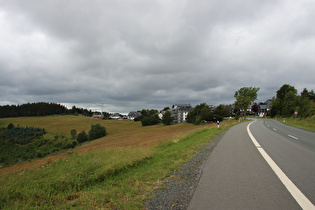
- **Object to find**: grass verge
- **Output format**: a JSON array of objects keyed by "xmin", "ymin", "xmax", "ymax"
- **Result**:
[
  {"xmin": 279, "ymin": 115, "xmax": 315, "ymax": 132},
  {"xmin": 0, "ymin": 121, "xmax": 238, "ymax": 209}
]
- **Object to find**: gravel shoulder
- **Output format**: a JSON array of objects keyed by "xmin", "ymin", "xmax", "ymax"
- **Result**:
[{"xmin": 144, "ymin": 130, "xmax": 227, "ymax": 209}]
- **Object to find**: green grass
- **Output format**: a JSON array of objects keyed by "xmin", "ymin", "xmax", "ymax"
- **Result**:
[
  {"xmin": 278, "ymin": 115, "xmax": 315, "ymax": 132},
  {"xmin": 0, "ymin": 124, "xmax": 78, "ymax": 168},
  {"xmin": 0, "ymin": 121, "xmax": 238, "ymax": 209}
]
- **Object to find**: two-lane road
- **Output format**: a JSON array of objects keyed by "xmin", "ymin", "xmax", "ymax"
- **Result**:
[{"xmin": 189, "ymin": 119, "xmax": 315, "ymax": 209}]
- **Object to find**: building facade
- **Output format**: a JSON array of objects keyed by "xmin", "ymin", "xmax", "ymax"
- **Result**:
[{"xmin": 171, "ymin": 104, "xmax": 192, "ymax": 123}]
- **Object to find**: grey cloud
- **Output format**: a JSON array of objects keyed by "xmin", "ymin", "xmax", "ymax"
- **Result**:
[{"xmin": 0, "ymin": 0, "xmax": 314, "ymax": 113}]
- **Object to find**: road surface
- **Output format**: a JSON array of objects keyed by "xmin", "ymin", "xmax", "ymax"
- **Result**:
[{"xmin": 189, "ymin": 119, "xmax": 315, "ymax": 209}]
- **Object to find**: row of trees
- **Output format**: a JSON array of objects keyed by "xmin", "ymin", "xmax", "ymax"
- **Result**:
[
  {"xmin": 0, "ymin": 102, "xmax": 92, "ymax": 118},
  {"xmin": 133, "ymin": 109, "xmax": 174, "ymax": 126},
  {"xmin": 186, "ymin": 103, "xmax": 231, "ymax": 125},
  {"xmin": 136, "ymin": 104, "xmax": 232, "ymax": 126},
  {"xmin": 71, "ymin": 124, "xmax": 107, "ymax": 143},
  {"xmin": 135, "ymin": 109, "xmax": 160, "ymax": 126},
  {"xmin": 270, "ymin": 85, "xmax": 315, "ymax": 118},
  {"xmin": 232, "ymin": 85, "xmax": 315, "ymax": 119}
]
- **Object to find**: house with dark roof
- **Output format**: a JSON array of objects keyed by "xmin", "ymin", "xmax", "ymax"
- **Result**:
[
  {"xmin": 258, "ymin": 101, "xmax": 272, "ymax": 117},
  {"xmin": 127, "ymin": 111, "xmax": 142, "ymax": 120}
]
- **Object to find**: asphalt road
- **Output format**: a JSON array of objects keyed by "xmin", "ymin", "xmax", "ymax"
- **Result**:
[{"xmin": 189, "ymin": 119, "xmax": 315, "ymax": 209}]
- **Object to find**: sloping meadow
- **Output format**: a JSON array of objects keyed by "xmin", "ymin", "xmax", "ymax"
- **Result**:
[{"xmin": 0, "ymin": 115, "xmax": 237, "ymax": 208}]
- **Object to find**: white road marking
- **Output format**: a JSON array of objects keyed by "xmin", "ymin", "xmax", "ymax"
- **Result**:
[
  {"xmin": 273, "ymin": 128, "xmax": 277, "ymax": 131},
  {"xmin": 247, "ymin": 121, "xmax": 315, "ymax": 209},
  {"xmin": 288, "ymin": 134, "xmax": 299, "ymax": 140}
]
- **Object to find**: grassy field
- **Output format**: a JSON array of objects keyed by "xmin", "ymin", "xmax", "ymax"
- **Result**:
[
  {"xmin": 277, "ymin": 115, "xmax": 315, "ymax": 132},
  {"xmin": 0, "ymin": 115, "xmax": 238, "ymax": 209}
]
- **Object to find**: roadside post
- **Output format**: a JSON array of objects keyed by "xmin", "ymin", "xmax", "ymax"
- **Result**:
[
  {"xmin": 294, "ymin": 111, "xmax": 298, "ymax": 121},
  {"xmin": 217, "ymin": 120, "xmax": 220, "ymax": 129}
]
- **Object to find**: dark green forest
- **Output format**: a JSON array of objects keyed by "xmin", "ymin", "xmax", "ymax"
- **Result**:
[{"xmin": 0, "ymin": 102, "xmax": 92, "ymax": 118}]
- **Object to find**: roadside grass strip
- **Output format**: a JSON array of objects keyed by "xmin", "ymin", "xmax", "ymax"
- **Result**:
[{"xmin": 0, "ymin": 122, "xmax": 237, "ymax": 209}]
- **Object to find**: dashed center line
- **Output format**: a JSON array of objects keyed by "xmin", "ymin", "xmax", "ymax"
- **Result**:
[
  {"xmin": 273, "ymin": 128, "xmax": 277, "ymax": 131},
  {"xmin": 247, "ymin": 121, "xmax": 314, "ymax": 209},
  {"xmin": 288, "ymin": 134, "xmax": 299, "ymax": 140}
]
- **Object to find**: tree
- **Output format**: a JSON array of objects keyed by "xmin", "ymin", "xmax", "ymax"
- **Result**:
[
  {"xmin": 71, "ymin": 129, "xmax": 77, "ymax": 139},
  {"xmin": 7, "ymin": 123, "xmax": 14, "ymax": 130},
  {"xmin": 251, "ymin": 103, "xmax": 259, "ymax": 114},
  {"xmin": 276, "ymin": 84, "xmax": 297, "ymax": 100},
  {"xmin": 162, "ymin": 111, "xmax": 174, "ymax": 125},
  {"xmin": 102, "ymin": 112, "xmax": 110, "ymax": 119},
  {"xmin": 139, "ymin": 109, "xmax": 160, "ymax": 126},
  {"xmin": 271, "ymin": 84, "xmax": 298, "ymax": 117},
  {"xmin": 301, "ymin": 88, "xmax": 310, "ymax": 98},
  {"xmin": 186, "ymin": 103, "xmax": 213, "ymax": 124},
  {"xmin": 234, "ymin": 87, "xmax": 260, "ymax": 119},
  {"xmin": 77, "ymin": 131, "xmax": 88, "ymax": 143},
  {"xmin": 309, "ymin": 90, "xmax": 315, "ymax": 101},
  {"xmin": 298, "ymin": 95, "xmax": 314, "ymax": 118},
  {"xmin": 213, "ymin": 104, "xmax": 231, "ymax": 121},
  {"xmin": 162, "ymin": 107, "xmax": 170, "ymax": 111},
  {"xmin": 141, "ymin": 114, "xmax": 160, "ymax": 126},
  {"xmin": 282, "ymin": 91, "xmax": 298, "ymax": 117},
  {"xmin": 88, "ymin": 124, "xmax": 107, "ymax": 140}
]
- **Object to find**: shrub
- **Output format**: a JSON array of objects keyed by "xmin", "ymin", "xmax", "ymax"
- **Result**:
[
  {"xmin": 7, "ymin": 123, "xmax": 14, "ymax": 130},
  {"xmin": 141, "ymin": 114, "xmax": 160, "ymax": 126},
  {"xmin": 88, "ymin": 124, "xmax": 107, "ymax": 140},
  {"xmin": 77, "ymin": 131, "xmax": 88, "ymax": 143},
  {"xmin": 71, "ymin": 129, "xmax": 77, "ymax": 139}
]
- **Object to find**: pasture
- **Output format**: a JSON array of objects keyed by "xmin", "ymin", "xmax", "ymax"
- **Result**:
[{"xmin": 0, "ymin": 115, "xmax": 237, "ymax": 209}]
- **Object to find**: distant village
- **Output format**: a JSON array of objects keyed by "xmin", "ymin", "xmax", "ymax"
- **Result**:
[{"xmin": 91, "ymin": 101, "xmax": 272, "ymax": 123}]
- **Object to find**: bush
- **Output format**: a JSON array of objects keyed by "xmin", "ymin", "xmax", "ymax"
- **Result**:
[
  {"xmin": 141, "ymin": 114, "xmax": 160, "ymax": 126},
  {"xmin": 7, "ymin": 123, "xmax": 14, "ymax": 130},
  {"xmin": 88, "ymin": 124, "xmax": 107, "ymax": 140},
  {"xmin": 71, "ymin": 129, "xmax": 77, "ymax": 139},
  {"xmin": 77, "ymin": 131, "xmax": 88, "ymax": 143}
]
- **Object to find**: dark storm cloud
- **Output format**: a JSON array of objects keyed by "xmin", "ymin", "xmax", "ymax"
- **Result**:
[{"xmin": 0, "ymin": 0, "xmax": 314, "ymax": 113}]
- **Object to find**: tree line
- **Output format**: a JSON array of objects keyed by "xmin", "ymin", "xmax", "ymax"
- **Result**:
[
  {"xmin": 233, "ymin": 85, "xmax": 315, "ymax": 119},
  {"xmin": 0, "ymin": 102, "xmax": 92, "ymax": 118},
  {"xmin": 270, "ymin": 85, "xmax": 315, "ymax": 118},
  {"xmin": 186, "ymin": 103, "xmax": 231, "ymax": 125}
]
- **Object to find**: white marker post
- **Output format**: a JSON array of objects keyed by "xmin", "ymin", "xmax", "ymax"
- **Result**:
[{"xmin": 217, "ymin": 121, "xmax": 220, "ymax": 129}]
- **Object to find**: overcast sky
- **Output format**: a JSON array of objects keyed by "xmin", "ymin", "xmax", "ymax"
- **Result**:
[{"xmin": 0, "ymin": 0, "xmax": 314, "ymax": 113}]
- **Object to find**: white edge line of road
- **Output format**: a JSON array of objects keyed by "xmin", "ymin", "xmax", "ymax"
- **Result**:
[{"xmin": 247, "ymin": 120, "xmax": 315, "ymax": 210}]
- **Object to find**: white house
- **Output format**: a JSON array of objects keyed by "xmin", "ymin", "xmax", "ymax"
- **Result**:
[{"xmin": 171, "ymin": 104, "xmax": 192, "ymax": 123}]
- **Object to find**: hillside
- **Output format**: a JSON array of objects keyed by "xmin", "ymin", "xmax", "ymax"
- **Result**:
[{"xmin": 0, "ymin": 115, "xmax": 237, "ymax": 208}]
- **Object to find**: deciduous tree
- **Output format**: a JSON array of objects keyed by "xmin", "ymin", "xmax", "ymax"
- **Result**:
[
  {"xmin": 234, "ymin": 87, "xmax": 260, "ymax": 119},
  {"xmin": 162, "ymin": 111, "xmax": 174, "ymax": 125}
]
